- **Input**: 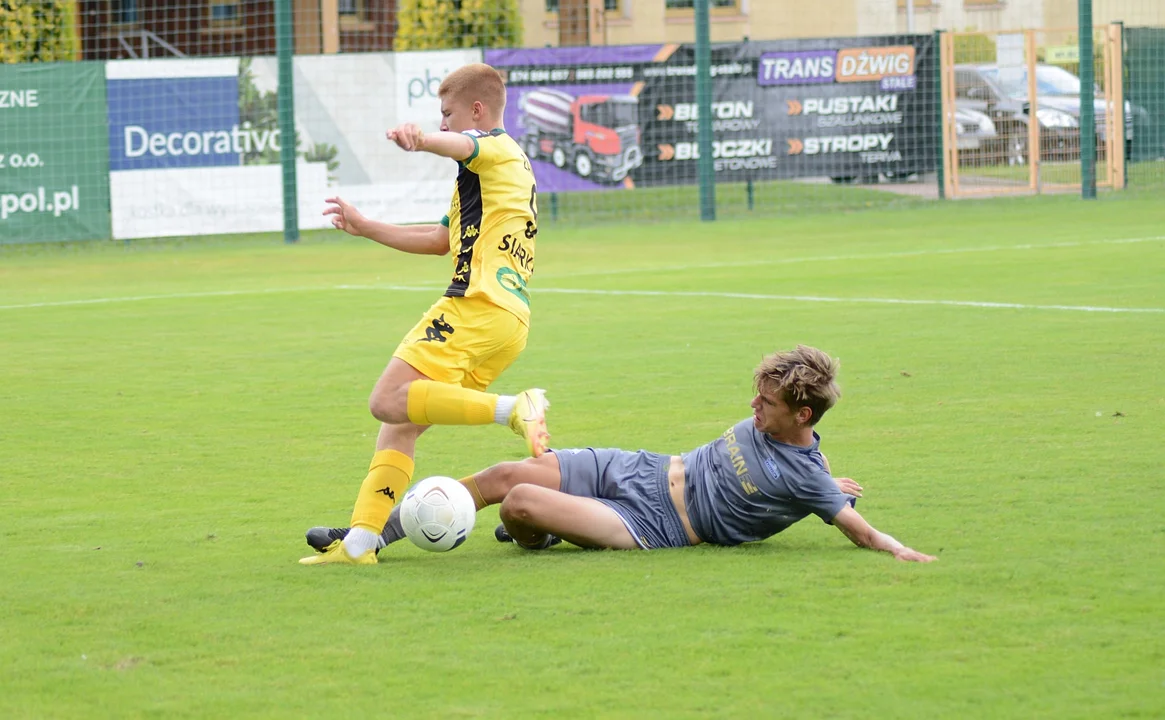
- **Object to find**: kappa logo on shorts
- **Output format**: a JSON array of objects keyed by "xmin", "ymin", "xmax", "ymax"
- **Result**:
[{"xmin": 418, "ymin": 314, "xmax": 455, "ymax": 343}]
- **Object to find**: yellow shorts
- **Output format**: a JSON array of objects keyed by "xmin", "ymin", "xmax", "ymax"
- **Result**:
[{"xmin": 393, "ymin": 295, "xmax": 528, "ymax": 392}]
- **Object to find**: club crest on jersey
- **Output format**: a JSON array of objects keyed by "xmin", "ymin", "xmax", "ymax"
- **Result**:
[{"xmin": 763, "ymin": 457, "xmax": 782, "ymax": 481}]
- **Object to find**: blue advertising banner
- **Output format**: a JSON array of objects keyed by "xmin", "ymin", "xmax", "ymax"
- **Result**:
[{"xmin": 107, "ymin": 59, "xmax": 244, "ymax": 171}]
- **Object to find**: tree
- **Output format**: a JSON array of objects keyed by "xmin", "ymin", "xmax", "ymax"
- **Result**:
[
  {"xmin": 0, "ymin": 0, "xmax": 80, "ymax": 64},
  {"xmin": 395, "ymin": 0, "xmax": 522, "ymax": 51},
  {"xmin": 237, "ymin": 58, "xmax": 341, "ymax": 181},
  {"xmin": 237, "ymin": 58, "xmax": 282, "ymax": 166}
]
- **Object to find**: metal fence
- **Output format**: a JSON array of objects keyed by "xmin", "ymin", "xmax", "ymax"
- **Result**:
[{"xmin": 1, "ymin": 0, "xmax": 1163, "ymax": 243}]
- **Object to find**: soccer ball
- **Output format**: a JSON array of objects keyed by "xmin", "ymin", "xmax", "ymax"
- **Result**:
[{"xmin": 399, "ymin": 476, "xmax": 477, "ymax": 552}]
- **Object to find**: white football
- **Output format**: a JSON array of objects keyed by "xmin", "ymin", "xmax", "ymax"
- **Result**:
[{"xmin": 399, "ymin": 476, "xmax": 477, "ymax": 552}]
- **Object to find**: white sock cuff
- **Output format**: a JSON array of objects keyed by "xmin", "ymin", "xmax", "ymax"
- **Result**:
[
  {"xmin": 345, "ymin": 528, "xmax": 378, "ymax": 558},
  {"xmin": 494, "ymin": 395, "xmax": 517, "ymax": 426}
]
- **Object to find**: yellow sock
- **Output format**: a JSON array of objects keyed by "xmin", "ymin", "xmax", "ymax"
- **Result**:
[
  {"xmin": 406, "ymin": 380, "xmax": 498, "ymax": 426},
  {"xmin": 461, "ymin": 475, "xmax": 487, "ymax": 510},
  {"xmin": 350, "ymin": 449, "xmax": 414, "ymax": 532}
]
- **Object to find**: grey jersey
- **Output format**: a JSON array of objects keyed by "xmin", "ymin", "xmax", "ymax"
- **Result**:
[{"xmin": 682, "ymin": 418, "xmax": 851, "ymax": 546}]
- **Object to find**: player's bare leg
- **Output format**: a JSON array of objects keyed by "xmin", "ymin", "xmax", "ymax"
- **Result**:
[
  {"xmin": 472, "ymin": 453, "xmax": 563, "ymax": 504},
  {"xmin": 376, "ymin": 420, "xmax": 429, "ymax": 456},
  {"xmin": 369, "ymin": 357, "xmax": 430, "ymax": 426},
  {"xmin": 499, "ymin": 484, "xmax": 640, "ymax": 550}
]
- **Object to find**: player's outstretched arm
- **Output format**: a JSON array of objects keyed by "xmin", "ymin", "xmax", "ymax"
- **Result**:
[
  {"xmin": 831, "ymin": 506, "xmax": 936, "ymax": 563},
  {"xmin": 323, "ymin": 196, "xmax": 449, "ymax": 256},
  {"xmin": 386, "ymin": 124, "xmax": 475, "ymax": 161}
]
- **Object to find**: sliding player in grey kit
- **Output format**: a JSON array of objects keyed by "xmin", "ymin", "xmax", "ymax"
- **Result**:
[{"xmin": 307, "ymin": 345, "xmax": 935, "ymax": 563}]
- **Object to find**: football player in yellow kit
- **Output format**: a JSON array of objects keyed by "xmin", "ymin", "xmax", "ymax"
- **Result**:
[{"xmin": 302, "ymin": 63, "xmax": 547, "ymax": 566}]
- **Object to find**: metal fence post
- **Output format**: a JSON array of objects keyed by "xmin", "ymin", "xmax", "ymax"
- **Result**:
[
  {"xmin": 1079, "ymin": 0, "xmax": 1096, "ymax": 199},
  {"xmin": 934, "ymin": 29, "xmax": 945, "ymax": 200},
  {"xmin": 276, "ymin": 0, "xmax": 300, "ymax": 241},
  {"xmin": 694, "ymin": 0, "xmax": 716, "ymax": 221},
  {"xmin": 1117, "ymin": 21, "xmax": 1127, "ymax": 188}
]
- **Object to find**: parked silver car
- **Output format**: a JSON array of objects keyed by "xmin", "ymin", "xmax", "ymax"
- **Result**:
[{"xmin": 955, "ymin": 63, "xmax": 1141, "ymax": 165}]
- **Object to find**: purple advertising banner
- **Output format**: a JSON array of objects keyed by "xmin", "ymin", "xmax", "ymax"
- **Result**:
[
  {"xmin": 757, "ymin": 50, "xmax": 837, "ymax": 86},
  {"xmin": 502, "ymin": 82, "xmax": 637, "ymax": 192},
  {"xmin": 487, "ymin": 45, "xmax": 666, "ymax": 67},
  {"xmin": 486, "ymin": 45, "xmax": 667, "ymax": 193}
]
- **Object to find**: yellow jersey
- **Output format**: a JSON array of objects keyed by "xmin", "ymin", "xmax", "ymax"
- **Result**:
[{"xmin": 442, "ymin": 129, "xmax": 537, "ymax": 326}]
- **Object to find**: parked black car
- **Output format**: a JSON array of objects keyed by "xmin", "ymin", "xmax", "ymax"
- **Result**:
[{"xmin": 954, "ymin": 63, "xmax": 1139, "ymax": 165}]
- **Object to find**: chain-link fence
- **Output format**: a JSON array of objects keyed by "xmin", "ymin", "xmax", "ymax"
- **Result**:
[
  {"xmin": 942, "ymin": 25, "xmax": 1128, "ymax": 196},
  {"xmin": 1, "ymin": 0, "xmax": 1163, "ymax": 243},
  {"xmin": 1124, "ymin": 25, "xmax": 1165, "ymax": 188}
]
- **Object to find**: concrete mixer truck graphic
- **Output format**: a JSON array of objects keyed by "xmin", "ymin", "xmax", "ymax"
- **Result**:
[{"xmin": 517, "ymin": 89, "xmax": 645, "ymax": 183}]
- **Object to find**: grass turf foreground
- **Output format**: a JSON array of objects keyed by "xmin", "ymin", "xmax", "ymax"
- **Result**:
[{"xmin": 1, "ymin": 192, "xmax": 1163, "ymax": 718}]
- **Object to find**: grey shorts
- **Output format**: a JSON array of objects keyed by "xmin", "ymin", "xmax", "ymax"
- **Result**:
[{"xmin": 551, "ymin": 448, "xmax": 691, "ymax": 550}]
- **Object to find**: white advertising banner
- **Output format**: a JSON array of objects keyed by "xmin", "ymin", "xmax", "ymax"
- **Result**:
[
  {"xmin": 106, "ymin": 57, "xmax": 331, "ymax": 239},
  {"xmin": 106, "ymin": 50, "xmax": 483, "ymax": 240},
  {"xmin": 266, "ymin": 48, "xmax": 485, "ymax": 227},
  {"xmin": 110, "ymin": 163, "xmax": 328, "ymax": 239}
]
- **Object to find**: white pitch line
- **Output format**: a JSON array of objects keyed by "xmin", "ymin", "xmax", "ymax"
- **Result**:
[
  {"xmin": 339, "ymin": 284, "xmax": 1164, "ymax": 313},
  {"xmin": 0, "ymin": 286, "xmax": 341, "ymax": 311},
  {"xmin": 533, "ymin": 288, "xmax": 1165, "ymax": 314},
  {"xmin": 536, "ymin": 234, "xmax": 1165, "ymax": 279},
  {"xmin": 1, "ymin": 283, "xmax": 1160, "ymax": 315}
]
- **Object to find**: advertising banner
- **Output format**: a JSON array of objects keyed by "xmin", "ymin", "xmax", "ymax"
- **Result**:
[
  {"xmin": 106, "ymin": 58, "xmax": 328, "ymax": 240},
  {"xmin": 0, "ymin": 62, "xmax": 110, "ymax": 243},
  {"xmin": 107, "ymin": 50, "xmax": 484, "ymax": 239},
  {"xmin": 485, "ymin": 45, "xmax": 667, "ymax": 192},
  {"xmin": 486, "ymin": 35, "xmax": 938, "ymax": 192},
  {"xmin": 264, "ymin": 48, "xmax": 484, "ymax": 227},
  {"xmin": 107, "ymin": 58, "xmax": 244, "ymax": 171}
]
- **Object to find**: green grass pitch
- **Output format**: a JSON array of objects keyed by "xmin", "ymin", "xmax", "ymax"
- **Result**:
[{"xmin": 1, "ymin": 192, "xmax": 1163, "ymax": 718}]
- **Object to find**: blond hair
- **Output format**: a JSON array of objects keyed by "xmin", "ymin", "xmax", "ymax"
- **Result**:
[
  {"xmin": 438, "ymin": 63, "xmax": 507, "ymax": 119},
  {"xmin": 754, "ymin": 345, "xmax": 841, "ymax": 425}
]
